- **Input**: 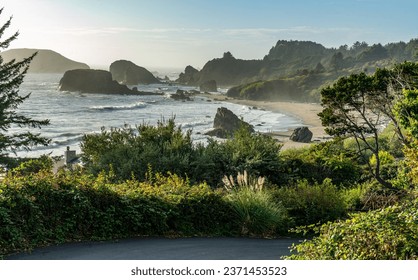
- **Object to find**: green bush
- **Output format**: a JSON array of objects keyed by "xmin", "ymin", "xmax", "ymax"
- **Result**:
[
  {"xmin": 220, "ymin": 127, "xmax": 283, "ymax": 183},
  {"xmin": 279, "ymin": 140, "xmax": 361, "ymax": 186},
  {"xmin": 135, "ymin": 171, "xmax": 234, "ymax": 235},
  {"xmin": 6, "ymin": 155, "xmax": 53, "ymax": 176},
  {"xmin": 0, "ymin": 170, "xmax": 172, "ymax": 254},
  {"xmin": 0, "ymin": 170, "xmax": 234, "ymax": 258},
  {"xmin": 81, "ymin": 119, "xmax": 283, "ymax": 186},
  {"xmin": 341, "ymin": 184, "xmax": 368, "ymax": 211},
  {"xmin": 287, "ymin": 197, "xmax": 418, "ymax": 260},
  {"xmin": 273, "ymin": 179, "xmax": 346, "ymax": 226},
  {"xmin": 81, "ymin": 119, "xmax": 195, "ymax": 181}
]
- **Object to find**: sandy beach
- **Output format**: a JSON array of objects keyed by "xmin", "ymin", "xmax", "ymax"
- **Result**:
[{"xmin": 207, "ymin": 94, "xmax": 330, "ymax": 150}]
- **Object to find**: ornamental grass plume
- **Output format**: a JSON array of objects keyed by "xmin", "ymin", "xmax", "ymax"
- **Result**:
[
  {"xmin": 223, "ymin": 170, "xmax": 265, "ymax": 192},
  {"xmin": 223, "ymin": 171, "xmax": 287, "ymax": 236}
]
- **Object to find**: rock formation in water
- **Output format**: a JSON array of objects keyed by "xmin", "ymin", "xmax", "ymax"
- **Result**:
[
  {"xmin": 0, "ymin": 48, "xmax": 89, "ymax": 73},
  {"xmin": 109, "ymin": 60, "xmax": 159, "ymax": 85},
  {"xmin": 59, "ymin": 69, "xmax": 136, "ymax": 94},
  {"xmin": 205, "ymin": 107, "xmax": 254, "ymax": 138},
  {"xmin": 170, "ymin": 89, "xmax": 194, "ymax": 101}
]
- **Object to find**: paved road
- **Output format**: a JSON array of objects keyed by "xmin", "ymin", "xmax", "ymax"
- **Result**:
[{"xmin": 6, "ymin": 237, "xmax": 301, "ymax": 260}]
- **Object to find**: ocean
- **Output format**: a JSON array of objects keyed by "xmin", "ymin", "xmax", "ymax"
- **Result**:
[{"xmin": 10, "ymin": 72, "xmax": 302, "ymax": 158}]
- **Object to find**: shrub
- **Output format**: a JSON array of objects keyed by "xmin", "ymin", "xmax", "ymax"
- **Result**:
[
  {"xmin": 188, "ymin": 139, "xmax": 232, "ymax": 187},
  {"xmin": 7, "ymin": 155, "xmax": 53, "ymax": 176},
  {"xmin": 359, "ymin": 181, "xmax": 407, "ymax": 211},
  {"xmin": 404, "ymin": 139, "xmax": 418, "ymax": 186},
  {"xmin": 0, "ymin": 170, "xmax": 172, "ymax": 254},
  {"xmin": 279, "ymin": 140, "xmax": 361, "ymax": 186},
  {"xmin": 81, "ymin": 119, "xmax": 195, "ymax": 181},
  {"xmin": 221, "ymin": 127, "xmax": 283, "ymax": 183},
  {"xmin": 81, "ymin": 119, "xmax": 283, "ymax": 186},
  {"xmin": 273, "ymin": 178, "xmax": 346, "ymax": 226},
  {"xmin": 0, "ymin": 170, "xmax": 234, "ymax": 258},
  {"xmin": 341, "ymin": 184, "xmax": 368, "ymax": 211},
  {"xmin": 136, "ymin": 171, "xmax": 234, "ymax": 235},
  {"xmin": 286, "ymin": 198, "xmax": 418, "ymax": 260}
]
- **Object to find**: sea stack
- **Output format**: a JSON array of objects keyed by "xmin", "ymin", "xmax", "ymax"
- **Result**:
[
  {"xmin": 59, "ymin": 69, "xmax": 135, "ymax": 94},
  {"xmin": 109, "ymin": 60, "xmax": 159, "ymax": 85}
]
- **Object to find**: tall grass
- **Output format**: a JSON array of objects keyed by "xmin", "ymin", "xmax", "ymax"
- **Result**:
[{"xmin": 223, "ymin": 171, "xmax": 289, "ymax": 236}]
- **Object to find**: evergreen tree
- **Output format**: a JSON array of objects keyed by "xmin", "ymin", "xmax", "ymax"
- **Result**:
[
  {"xmin": 0, "ymin": 8, "xmax": 50, "ymax": 165},
  {"xmin": 329, "ymin": 52, "xmax": 345, "ymax": 71},
  {"xmin": 318, "ymin": 62, "xmax": 418, "ymax": 189}
]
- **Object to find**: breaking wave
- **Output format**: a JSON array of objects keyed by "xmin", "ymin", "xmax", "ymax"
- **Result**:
[{"xmin": 90, "ymin": 102, "xmax": 147, "ymax": 111}]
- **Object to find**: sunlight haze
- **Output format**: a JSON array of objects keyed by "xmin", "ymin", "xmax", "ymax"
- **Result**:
[{"xmin": 2, "ymin": 0, "xmax": 417, "ymax": 69}]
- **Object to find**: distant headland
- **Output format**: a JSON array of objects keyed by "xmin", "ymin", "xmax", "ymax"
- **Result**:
[{"xmin": 0, "ymin": 48, "xmax": 90, "ymax": 73}]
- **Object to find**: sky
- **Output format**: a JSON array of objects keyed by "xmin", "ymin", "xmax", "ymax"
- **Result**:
[{"xmin": 1, "ymin": 0, "xmax": 417, "ymax": 69}]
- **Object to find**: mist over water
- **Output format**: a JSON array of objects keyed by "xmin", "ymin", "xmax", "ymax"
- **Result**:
[{"xmin": 12, "ymin": 73, "xmax": 302, "ymax": 158}]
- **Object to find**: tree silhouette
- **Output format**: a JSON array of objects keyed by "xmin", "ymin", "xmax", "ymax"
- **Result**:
[{"xmin": 0, "ymin": 8, "xmax": 50, "ymax": 166}]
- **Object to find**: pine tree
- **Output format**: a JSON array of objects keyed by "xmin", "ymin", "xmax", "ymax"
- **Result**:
[{"xmin": 0, "ymin": 8, "xmax": 50, "ymax": 166}]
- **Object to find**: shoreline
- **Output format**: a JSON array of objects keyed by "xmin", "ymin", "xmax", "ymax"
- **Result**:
[{"xmin": 203, "ymin": 93, "xmax": 329, "ymax": 150}]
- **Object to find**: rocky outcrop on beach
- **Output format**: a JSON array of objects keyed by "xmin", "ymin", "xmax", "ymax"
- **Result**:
[
  {"xmin": 205, "ymin": 107, "xmax": 254, "ymax": 138},
  {"xmin": 59, "ymin": 69, "xmax": 137, "ymax": 94},
  {"xmin": 109, "ymin": 60, "xmax": 159, "ymax": 85},
  {"xmin": 200, "ymin": 80, "xmax": 217, "ymax": 92},
  {"xmin": 290, "ymin": 127, "xmax": 313, "ymax": 143},
  {"xmin": 0, "ymin": 48, "xmax": 89, "ymax": 73}
]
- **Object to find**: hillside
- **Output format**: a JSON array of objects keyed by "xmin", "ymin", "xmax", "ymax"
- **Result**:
[
  {"xmin": 0, "ymin": 48, "xmax": 89, "ymax": 73},
  {"xmin": 177, "ymin": 39, "xmax": 418, "ymax": 101}
]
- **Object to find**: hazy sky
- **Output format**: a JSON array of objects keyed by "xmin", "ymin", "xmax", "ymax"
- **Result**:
[{"xmin": 1, "ymin": 0, "xmax": 417, "ymax": 69}]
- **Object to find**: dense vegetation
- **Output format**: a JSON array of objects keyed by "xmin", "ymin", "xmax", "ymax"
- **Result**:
[
  {"xmin": 287, "ymin": 197, "xmax": 418, "ymax": 260},
  {"xmin": 1, "ymin": 102, "xmax": 417, "ymax": 259},
  {"xmin": 286, "ymin": 62, "xmax": 418, "ymax": 260}
]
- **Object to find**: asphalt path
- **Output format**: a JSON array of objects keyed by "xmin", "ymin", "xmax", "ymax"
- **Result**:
[{"xmin": 6, "ymin": 237, "xmax": 301, "ymax": 260}]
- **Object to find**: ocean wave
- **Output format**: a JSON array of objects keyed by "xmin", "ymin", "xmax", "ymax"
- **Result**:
[
  {"xmin": 90, "ymin": 102, "xmax": 147, "ymax": 111},
  {"xmin": 52, "ymin": 135, "xmax": 84, "ymax": 147},
  {"xmin": 181, "ymin": 119, "xmax": 213, "ymax": 129},
  {"xmin": 56, "ymin": 132, "xmax": 82, "ymax": 138}
]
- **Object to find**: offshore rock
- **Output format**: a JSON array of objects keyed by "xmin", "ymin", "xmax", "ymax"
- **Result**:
[
  {"xmin": 290, "ymin": 126, "xmax": 313, "ymax": 143},
  {"xmin": 170, "ymin": 89, "xmax": 193, "ymax": 101},
  {"xmin": 205, "ymin": 107, "xmax": 254, "ymax": 138},
  {"xmin": 59, "ymin": 69, "xmax": 136, "ymax": 94},
  {"xmin": 109, "ymin": 60, "xmax": 159, "ymax": 85}
]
